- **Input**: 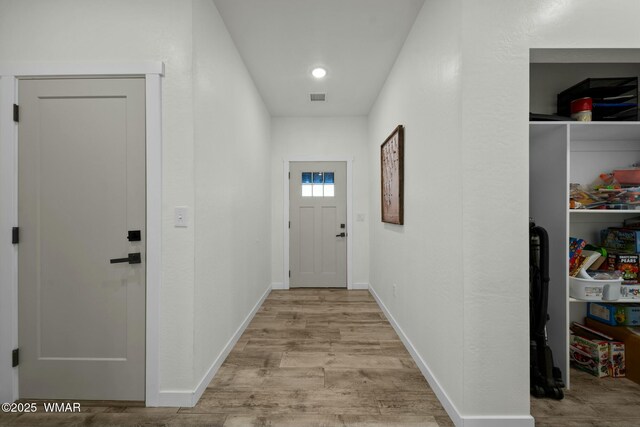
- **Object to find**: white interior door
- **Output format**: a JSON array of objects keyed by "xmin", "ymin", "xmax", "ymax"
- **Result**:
[
  {"xmin": 18, "ymin": 78, "xmax": 146, "ymax": 401},
  {"xmin": 290, "ymin": 161, "xmax": 347, "ymax": 288}
]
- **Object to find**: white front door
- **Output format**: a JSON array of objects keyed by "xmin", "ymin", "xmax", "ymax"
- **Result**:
[
  {"xmin": 289, "ymin": 161, "xmax": 347, "ymax": 288},
  {"xmin": 18, "ymin": 78, "xmax": 146, "ymax": 400}
]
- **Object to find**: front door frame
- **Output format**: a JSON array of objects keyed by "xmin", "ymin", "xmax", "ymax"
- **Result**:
[
  {"xmin": 283, "ymin": 157, "xmax": 353, "ymax": 290},
  {"xmin": 0, "ymin": 61, "xmax": 164, "ymax": 406}
]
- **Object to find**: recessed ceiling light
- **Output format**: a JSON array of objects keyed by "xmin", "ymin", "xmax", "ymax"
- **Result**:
[{"xmin": 311, "ymin": 67, "xmax": 327, "ymax": 79}]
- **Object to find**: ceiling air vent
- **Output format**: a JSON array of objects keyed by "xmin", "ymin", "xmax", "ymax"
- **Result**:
[{"xmin": 310, "ymin": 93, "xmax": 326, "ymax": 102}]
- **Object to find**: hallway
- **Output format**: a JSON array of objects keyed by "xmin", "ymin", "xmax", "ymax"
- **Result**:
[
  {"xmin": 0, "ymin": 289, "xmax": 453, "ymax": 426},
  {"xmin": 186, "ymin": 289, "xmax": 452, "ymax": 425}
]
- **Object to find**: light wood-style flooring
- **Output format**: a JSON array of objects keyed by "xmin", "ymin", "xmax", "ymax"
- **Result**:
[
  {"xmin": 4, "ymin": 289, "xmax": 638, "ymax": 426},
  {"xmin": 532, "ymin": 367, "xmax": 640, "ymax": 426},
  {"xmin": 0, "ymin": 289, "xmax": 453, "ymax": 426}
]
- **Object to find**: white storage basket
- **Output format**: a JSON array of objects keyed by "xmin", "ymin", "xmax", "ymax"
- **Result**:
[{"xmin": 569, "ymin": 277, "xmax": 623, "ymax": 301}]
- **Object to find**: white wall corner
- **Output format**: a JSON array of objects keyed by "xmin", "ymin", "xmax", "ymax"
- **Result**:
[
  {"xmin": 272, "ymin": 282, "xmax": 287, "ymax": 290},
  {"xmin": 368, "ymin": 284, "xmax": 534, "ymax": 427},
  {"xmin": 350, "ymin": 283, "xmax": 369, "ymax": 290},
  {"xmin": 156, "ymin": 285, "xmax": 271, "ymax": 407}
]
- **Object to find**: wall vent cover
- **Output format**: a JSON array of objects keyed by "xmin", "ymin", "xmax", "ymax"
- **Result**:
[{"xmin": 310, "ymin": 93, "xmax": 326, "ymax": 102}]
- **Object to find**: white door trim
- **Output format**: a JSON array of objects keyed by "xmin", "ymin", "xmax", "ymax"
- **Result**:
[
  {"xmin": 0, "ymin": 61, "xmax": 164, "ymax": 406},
  {"xmin": 283, "ymin": 157, "xmax": 353, "ymax": 290}
]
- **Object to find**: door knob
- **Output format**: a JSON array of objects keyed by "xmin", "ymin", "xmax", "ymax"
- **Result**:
[
  {"xmin": 336, "ymin": 232, "xmax": 346, "ymax": 237},
  {"xmin": 110, "ymin": 253, "xmax": 142, "ymax": 264}
]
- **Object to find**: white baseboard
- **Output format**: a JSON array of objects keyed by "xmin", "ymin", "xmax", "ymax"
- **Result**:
[
  {"xmin": 350, "ymin": 283, "xmax": 369, "ymax": 290},
  {"xmin": 368, "ymin": 285, "xmax": 533, "ymax": 427},
  {"xmin": 156, "ymin": 390, "xmax": 193, "ymax": 407},
  {"xmin": 462, "ymin": 416, "xmax": 534, "ymax": 427},
  {"xmin": 156, "ymin": 285, "xmax": 272, "ymax": 407},
  {"xmin": 271, "ymin": 282, "xmax": 287, "ymax": 290}
]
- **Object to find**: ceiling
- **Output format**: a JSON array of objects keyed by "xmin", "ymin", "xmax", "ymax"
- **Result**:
[{"xmin": 213, "ymin": 0, "xmax": 425, "ymax": 117}]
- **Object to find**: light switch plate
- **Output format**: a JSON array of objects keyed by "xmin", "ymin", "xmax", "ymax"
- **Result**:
[{"xmin": 175, "ymin": 206, "xmax": 189, "ymax": 227}]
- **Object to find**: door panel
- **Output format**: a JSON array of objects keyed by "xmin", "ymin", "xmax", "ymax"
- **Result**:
[
  {"xmin": 290, "ymin": 162, "xmax": 347, "ymax": 287},
  {"xmin": 299, "ymin": 207, "xmax": 315, "ymax": 273},
  {"xmin": 321, "ymin": 207, "xmax": 337, "ymax": 273},
  {"xmin": 18, "ymin": 78, "xmax": 146, "ymax": 400}
]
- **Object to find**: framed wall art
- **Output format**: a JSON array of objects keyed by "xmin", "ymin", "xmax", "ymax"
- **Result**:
[{"xmin": 380, "ymin": 125, "xmax": 404, "ymax": 225}]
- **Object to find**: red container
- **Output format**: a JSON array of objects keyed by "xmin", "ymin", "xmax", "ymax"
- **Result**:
[
  {"xmin": 571, "ymin": 97, "xmax": 593, "ymax": 114},
  {"xmin": 614, "ymin": 169, "xmax": 640, "ymax": 185},
  {"xmin": 571, "ymin": 97, "xmax": 593, "ymax": 121}
]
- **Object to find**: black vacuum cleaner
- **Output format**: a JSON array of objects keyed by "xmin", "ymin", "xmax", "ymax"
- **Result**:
[{"xmin": 530, "ymin": 220, "xmax": 565, "ymax": 400}]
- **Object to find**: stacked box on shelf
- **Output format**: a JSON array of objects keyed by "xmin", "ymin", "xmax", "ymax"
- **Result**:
[
  {"xmin": 557, "ymin": 77, "xmax": 638, "ymax": 121},
  {"xmin": 600, "ymin": 228, "xmax": 640, "ymax": 283},
  {"xmin": 601, "ymin": 228, "xmax": 640, "ymax": 254},
  {"xmin": 588, "ymin": 302, "xmax": 640, "ymax": 326}
]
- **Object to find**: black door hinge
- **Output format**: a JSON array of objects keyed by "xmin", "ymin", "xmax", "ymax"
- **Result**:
[
  {"xmin": 13, "ymin": 104, "xmax": 19, "ymax": 123},
  {"xmin": 12, "ymin": 227, "xmax": 19, "ymax": 244},
  {"xmin": 12, "ymin": 348, "xmax": 19, "ymax": 367},
  {"xmin": 289, "ymin": 270, "xmax": 291, "ymax": 278},
  {"xmin": 288, "ymin": 221, "xmax": 290, "ymax": 229},
  {"xmin": 288, "ymin": 172, "xmax": 290, "ymax": 179}
]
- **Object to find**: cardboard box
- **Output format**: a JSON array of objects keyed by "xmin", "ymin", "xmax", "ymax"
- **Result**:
[
  {"xmin": 622, "ymin": 285, "xmax": 640, "ymax": 299},
  {"xmin": 601, "ymin": 228, "xmax": 640, "ymax": 253},
  {"xmin": 570, "ymin": 334, "xmax": 610, "ymax": 377},
  {"xmin": 586, "ymin": 317, "xmax": 640, "ymax": 385},
  {"xmin": 571, "ymin": 322, "xmax": 625, "ymax": 378},
  {"xmin": 588, "ymin": 303, "xmax": 640, "ymax": 326},
  {"xmin": 607, "ymin": 253, "xmax": 639, "ymax": 284},
  {"xmin": 610, "ymin": 341, "xmax": 626, "ymax": 378}
]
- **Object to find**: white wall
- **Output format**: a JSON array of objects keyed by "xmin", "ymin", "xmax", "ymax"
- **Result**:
[
  {"xmin": 367, "ymin": 0, "xmax": 465, "ymax": 417},
  {"xmin": 192, "ymin": 0, "xmax": 271, "ymax": 386},
  {"xmin": 370, "ymin": 1, "xmax": 640, "ymax": 423},
  {"xmin": 0, "ymin": 0, "xmax": 272, "ymax": 403},
  {"xmin": 0, "ymin": 0, "xmax": 196, "ymax": 395},
  {"xmin": 270, "ymin": 116, "xmax": 369, "ymax": 287},
  {"xmin": 456, "ymin": 0, "xmax": 640, "ymax": 420}
]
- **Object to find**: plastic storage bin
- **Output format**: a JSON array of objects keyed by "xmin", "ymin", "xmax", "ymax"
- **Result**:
[
  {"xmin": 614, "ymin": 169, "xmax": 640, "ymax": 185},
  {"xmin": 570, "ymin": 277, "xmax": 622, "ymax": 301}
]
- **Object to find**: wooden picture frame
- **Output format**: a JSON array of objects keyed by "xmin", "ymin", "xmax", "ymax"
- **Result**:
[{"xmin": 380, "ymin": 125, "xmax": 404, "ymax": 224}]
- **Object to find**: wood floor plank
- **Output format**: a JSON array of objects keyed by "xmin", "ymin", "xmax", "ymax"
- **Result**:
[
  {"xmin": 280, "ymin": 352, "xmax": 406, "ymax": 369},
  {"xmin": 324, "ymin": 368, "xmax": 429, "ymax": 391},
  {"xmin": 340, "ymin": 329, "xmax": 400, "ymax": 341},
  {"xmin": 243, "ymin": 328, "xmax": 341, "ymax": 340},
  {"xmin": 0, "ymin": 414, "xmax": 21, "ymax": 427},
  {"xmin": 2, "ymin": 414, "xmax": 95, "ymax": 426},
  {"xmin": 246, "ymin": 319, "xmax": 308, "ymax": 330},
  {"xmin": 224, "ymin": 414, "xmax": 440, "ymax": 427},
  {"xmin": 90, "ymin": 413, "xmax": 227, "ymax": 426},
  {"xmin": 244, "ymin": 339, "xmax": 332, "ymax": 353},
  {"xmin": 209, "ymin": 367, "xmax": 325, "ymax": 390},
  {"xmin": 377, "ymin": 399, "xmax": 450, "ymax": 417},
  {"xmin": 530, "ymin": 394, "xmax": 599, "ymax": 418},
  {"xmin": 221, "ymin": 352, "xmax": 284, "ymax": 368},
  {"xmin": 276, "ymin": 312, "xmax": 385, "ymax": 322},
  {"xmin": 182, "ymin": 389, "xmax": 381, "ymax": 415},
  {"xmin": 328, "ymin": 340, "xmax": 382, "ymax": 353}
]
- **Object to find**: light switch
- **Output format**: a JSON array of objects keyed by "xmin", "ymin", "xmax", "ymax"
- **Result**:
[{"xmin": 175, "ymin": 206, "xmax": 189, "ymax": 227}]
